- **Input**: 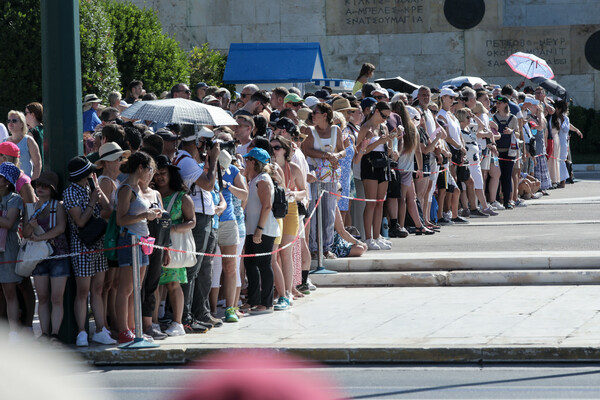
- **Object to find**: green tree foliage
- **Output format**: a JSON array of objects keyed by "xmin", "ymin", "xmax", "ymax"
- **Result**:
[
  {"xmin": 189, "ymin": 43, "xmax": 235, "ymax": 93},
  {"xmin": 102, "ymin": 0, "xmax": 189, "ymax": 95},
  {"xmin": 0, "ymin": 0, "xmax": 42, "ymax": 119},
  {"xmin": 80, "ymin": 0, "xmax": 121, "ymax": 102}
]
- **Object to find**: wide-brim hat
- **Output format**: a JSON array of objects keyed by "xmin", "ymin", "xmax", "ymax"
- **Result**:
[
  {"xmin": 332, "ymin": 98, "xmax": 358, "ymax": 112},
  {"xmin": 68, "ymin": 156, "xmax": 97, "ymax": 182},
  {"xmin": 156, "ymin": 154, "xmax": 180, "ymax": 171},
  {"xmin": 83, "ymin": 94, "xmax": 101, "ymax": 104},
  {"xmin": 95, "ymin": 142, "xmax": 130, "ymax": 167},
  {"xmin": 32, "ymin": 171, "xmax": 59, "ymax": 192}
]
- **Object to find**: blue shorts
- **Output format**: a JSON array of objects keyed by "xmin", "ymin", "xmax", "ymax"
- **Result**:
[
  {"xmin": 32, "ymin": 257, "xmax": 71, "ymax": 278},
  {"xmin": 117, "ymin": 233, "xmax": 149, "ymax": 267}
]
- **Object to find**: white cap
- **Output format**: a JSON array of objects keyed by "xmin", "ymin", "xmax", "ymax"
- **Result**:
[
  {"xmin": 371, "ymin": 88, "xmax": 388, "ymax": 97},
  {"xmin": 524, "ymin": 97, "xmax": 540, "ymax": 105},
  {"xmin": 304, "ymin": 96, "xmax": 320, "ymax": 108},
  {"xmin": 405, "ymin": 106, "xmax": 420, "ymax": 120},
  {"xmin": 440, "ymin": 87, "xmax": 459, "ymax": 97}
]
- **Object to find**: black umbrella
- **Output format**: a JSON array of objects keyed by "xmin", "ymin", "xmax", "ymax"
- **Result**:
[
  {"xmin": 375, "ymin": 76, "xmax": 420, "ymax": 94},
  {"xmin": 530, "ymin": 77, "xmax": 568, "ymax": 100}
]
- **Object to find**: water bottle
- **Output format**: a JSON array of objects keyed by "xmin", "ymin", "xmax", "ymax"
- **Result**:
[{"xmin": 381, "ymin": 217, "xmax": 389, "ymax": 238}]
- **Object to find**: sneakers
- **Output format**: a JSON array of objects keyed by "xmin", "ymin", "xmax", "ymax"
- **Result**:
[
  {"xmin": 375, "ymin": 237, "xmax": 392, "ymax": 250},
  {"xmin": 118, "ymin": 330, "xmax": 135, "ymax": 344},
  {"xmin": 532, "ymin": 192, "xmax": 543, "ymax": 199},
  {"xmin": 183, "ymin": 320, "xmax": 210, "ymax": 334},
  {"xmin": 307, "ymin": 278, "xmax": 317, "ymax": 291},
  {"xmin": 296, "ymin": 283, "xmax": 311, "ymax": 295},
  {"xmin": 490, "ymin": 201, "xmax": 505, "ymax": 210},
  {"xmin": 143, "ymin": 325, "xmax": 168, "ymax": 340},
  {"xmin": 515, "ymin": 199, "xmax": 528, "ymax": 207},
  {"xmin": 389, "ymin": 224, "xmax": 409, "ymax": 238},
  {"xmin": 92, "ymin": 327, "xmax": 117, "ymax": 345},
  {"xmin": 439, "ymin": 217, "xmax": 454, "ymax": 225},
  {"xmin": 274, "ymin": 296, "xmax": 291, "ymax": 311},
  {"xmin": 460, "ymin": 208, "xmax": 471, "ymax": 218},
  {"xmin": 469, "ymin": 208, "xmax": 489, "ymax": 218},
  {"xmin": 451, "ymin": 216, "xmax": 469, "ymax": 224},
  {"xmin": 199, "ymin": 314, "xmax": 223, "ymax": 328},
  {"xmin": 366, "ymin": 238, "xmax": 381, "ymax": 250},
  {"xmin": 504, "ymin": 202, "xmax": 514, "ymax": 210},
  {"xmin": 165, "ymin": 322, "xmax": 186, "ymax": 336},
  {"xmin": 482, "ymin": 207, "xmax": 498, "ymax": 216},
  {"xmin": 225, "ymin": 307, "xmax": 239, "ymax": 322},
  {"xmin": 76, "ymin": 330, "xmax": 88, "ymax": 347}
]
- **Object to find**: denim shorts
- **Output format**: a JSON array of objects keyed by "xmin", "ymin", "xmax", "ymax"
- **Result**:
[
  {"xmin": 117, "ymin": 233, "xmax": 149, "ymax": 267},
  {"xmin": 32, "ymin": 257, "xmax": 71, "ymax": 278}
]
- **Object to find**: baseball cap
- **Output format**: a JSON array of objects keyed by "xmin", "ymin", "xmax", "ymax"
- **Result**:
[
  {"xmin": 284, "ymin": 93, "xmax": 303, "ymax": 104},
  {"xmin": 440, "ymin": 87, "xmax": 459, "ymax": 97}
]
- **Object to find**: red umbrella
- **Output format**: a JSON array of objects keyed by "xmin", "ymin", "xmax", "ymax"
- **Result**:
[{"xmin": 505, "ymin": 52, "xmax": 554, "ymax": 80}]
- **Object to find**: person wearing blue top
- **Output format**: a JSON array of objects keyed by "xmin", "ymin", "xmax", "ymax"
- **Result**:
[
  {"xmin": 83, "ymin": 94, "xmax": 102, "ymax": 134},
  {"xmin": 209, "ymin": 140, "xmax": 248, "ymax": 322}
]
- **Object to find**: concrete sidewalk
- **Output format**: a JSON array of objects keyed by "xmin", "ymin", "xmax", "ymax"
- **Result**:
[{"xmin": 77, "ymin": 285, "xmax": 600, "ymax": 364}]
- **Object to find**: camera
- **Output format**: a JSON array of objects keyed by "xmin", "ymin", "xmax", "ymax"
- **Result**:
[{"xmin": 216, "ymin": 139, "xmax": 236, "ymax": 156}]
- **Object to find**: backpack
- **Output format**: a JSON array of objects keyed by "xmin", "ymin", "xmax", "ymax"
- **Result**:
[
  {"xmin": 271, "ymin": 180, "xmax": 288, "ymax": 219},
  {"xmin": 493, "ymin": 114, "xmax": 514, "ymax": 149}
]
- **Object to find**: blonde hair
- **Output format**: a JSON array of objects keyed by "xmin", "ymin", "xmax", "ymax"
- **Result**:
[
  {"xmin": 332, "ymin": 111, "xmax": 347, "ymax": 130},
  {"xmin": 455, "ymin": 108, "xmax": 471, "ymax": 123},
  {"xmin": 7, "ymin": 110, "xmax": 27, "ymax": 136},
  {"xmin": 472, "ymin": 101, "xmax": 486, "ymax": 115},
  {"xmin": 0, "ymin": 154, "xmax": 20, "ymax": 168}
]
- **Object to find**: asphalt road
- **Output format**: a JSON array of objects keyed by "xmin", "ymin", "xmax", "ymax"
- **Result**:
[{"xmin": 85, "ymin": 364, "xmax": 600, "ymax": 399}]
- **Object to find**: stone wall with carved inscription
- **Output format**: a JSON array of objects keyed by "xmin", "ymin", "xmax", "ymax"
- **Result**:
[{"xmin": 120, "ymin": 0, "xmax": 600, "ymax": 108}]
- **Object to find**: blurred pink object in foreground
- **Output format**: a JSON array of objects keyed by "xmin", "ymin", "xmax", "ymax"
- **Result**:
[{"xmin": 177, "ymin": 349, "xmax": 345, "ymax": 400}]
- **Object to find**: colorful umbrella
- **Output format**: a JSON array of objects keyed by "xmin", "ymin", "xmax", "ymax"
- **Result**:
[{"xmin": 505, "ymin": 52, "xmax": 554, "ymax": 80}]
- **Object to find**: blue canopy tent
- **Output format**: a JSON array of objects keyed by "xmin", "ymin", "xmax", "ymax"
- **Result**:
[{"xmin": 223, "ymin": 42, "xmax": 327, "ymax": 92}]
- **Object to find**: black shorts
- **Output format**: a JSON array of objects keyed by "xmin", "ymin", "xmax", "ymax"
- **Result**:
[
  {"xmin": 436, "ymin": 169, "xmax": 448, "ymax": 190},
  {"xmin": 387, "ymin": 163, "xmax": 402, "ymax": 198},
  {"xmin": 361, "ymin": 151, "xmax": 390, "ymax": 183}
]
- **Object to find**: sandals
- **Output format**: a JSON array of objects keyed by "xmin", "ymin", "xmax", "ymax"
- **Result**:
[{"xmin": 415, "ymin": 226, "xmax": 435, "ymax": 235}]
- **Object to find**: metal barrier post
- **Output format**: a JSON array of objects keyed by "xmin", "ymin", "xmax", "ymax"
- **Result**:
[
  {"xmin": 119, "ymin": 235, "xmax": 158, "ymax": 349},
  {"xmin": 311, "ymin": 182, "xmax": 336, "ymax": 275}
]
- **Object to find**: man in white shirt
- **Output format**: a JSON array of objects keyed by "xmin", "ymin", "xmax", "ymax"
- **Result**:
[{"xmin": 174, "ymin": 124, "xmax": 221, "ymax": 331}]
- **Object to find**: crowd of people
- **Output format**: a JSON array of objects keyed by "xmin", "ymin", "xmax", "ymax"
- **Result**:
[{"xmin": 0, "ymin": 64, "xmax": 584, "ymax": 345}]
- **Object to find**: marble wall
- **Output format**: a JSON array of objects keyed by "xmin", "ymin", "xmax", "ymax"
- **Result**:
[{"xmin": 122, "ymin": 0, "xmax": 600, "ymax": 108}]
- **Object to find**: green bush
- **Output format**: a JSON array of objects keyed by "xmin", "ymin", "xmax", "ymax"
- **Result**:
[
  {"xmin": 80, "ymin": 0, "xmax": 121, "ymax": 102},
  {"xmin": 569, "ymin": 106, "xmax": 600, "ymax": 162},
  {"xmin": 0, "ymin": 0, "xmax": 42, "ymax": 119},
  {"xmin": 189, "ymin": 44, "xmax": 235, "ymax": 94},
  {"xmin": 102, "ymin": 0, "xmax": 189, "ymax": 95}
]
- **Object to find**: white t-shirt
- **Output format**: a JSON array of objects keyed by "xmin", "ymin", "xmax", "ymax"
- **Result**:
[
  {"xmin": 438, "ymin": 109, "xmax": 461, "ymax": 148},
  {"xmin": 174, "ymin": 150, "xmax": 214, "ymax": 215},
  {"xmin": 0, "ymin": 124, "xmax": 8, "ymax": 143},
  {"xmin": 291, "ymin": 146, "xmax": 311, "ymax": 201},
  {"xmin": 245, "ymin": 173, "xmax": 280, "ymax": 237}
]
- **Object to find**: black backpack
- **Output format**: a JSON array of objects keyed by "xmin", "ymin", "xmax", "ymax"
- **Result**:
[
  {"xmin": 271, "ymin": 181, "xmax": 288, "ymax": 219},
  {"xmin": 493, "ymin": 114, "xmax": 514, "ymax": 149}
]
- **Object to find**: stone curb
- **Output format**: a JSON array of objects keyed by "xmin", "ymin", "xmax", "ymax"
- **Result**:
[
  {"xmin": 573, "ymin": 164, "xmax": 600, "ymax": 172},
  {"xmin": 76, "ymin": 346, "xmax": 600, "ymax": 365}
]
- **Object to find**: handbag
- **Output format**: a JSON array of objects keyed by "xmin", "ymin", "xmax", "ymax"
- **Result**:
[
  {"xmin": 16, "ymin": 239, "xmax": 53, "ymax": 277},
  {"xmin": 508, "ymin": 134, "xmax": 518, "ymax": 157},
  {"xmin": 15, "ymin": 201, "xmax": 56, "ymax": 277},
  {"xmin": 77, "ymin": 215, "xmax": 107, "ymax": 247},
  {"xmin": 165, "ymin": 193, "xmax": 196, "ymax": 268}
]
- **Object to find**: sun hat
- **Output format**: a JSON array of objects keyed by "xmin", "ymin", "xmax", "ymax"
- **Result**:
[
  {"xmin": 314, "ymin": 89, "xmax": 332, "ymax": 101},
  {"xmin": 83, "ymin": 94, "xmax": 101, "ymax": 104},
  {"xmin": 95, "ymin": 142, "xmax": 130, "ymax": 167},
  {"xmin": 296, "ymin": 108, "xmax": 312, "ymax": 121},
  {"xmin": 243, "ymin": 147, "xmax": 270, "ymax": 164},
  {"xmin": 156, "ymin": 154, "xmax": 179, "ymax": 171},
  {"xmin": 0, "ymin": 162, "xmax": 21, "ymax": 187},
  {"xmin": 68, "ymin": 156, "xmax": 96, "ymax": 182},
  {"xmin": 332, "ymin": 98, "xmax": 358, "ymax": 112},
  {"xmin": 283, "ymin": 93, "xmax": 304, "ymax": 104},
  {"xmin": 33, "ymin": 171, "xmax": 59, "ymax": 192},
  {"xmin": 0, "ymin": 142, "xmax": 20, "ymax": 158},
  {"xmin": 181, "ymin": 126, "xmax": 214, "ymax": 142}
]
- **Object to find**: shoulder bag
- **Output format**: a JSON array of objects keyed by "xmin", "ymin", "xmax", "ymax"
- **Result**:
[
  {"xmin": 165, "ymin": 193, "xmax": 196, "ymax": 268},
  {"xmin": 16, "ymin": 201, "xmax": 56, "ymax": 277}
]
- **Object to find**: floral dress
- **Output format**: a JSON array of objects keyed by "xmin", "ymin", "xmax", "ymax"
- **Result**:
[
  {"xmin": 159, "ymin": 191, "xmax": 188, "ymax": 285},
  {"xmin": 338, "ymin": 128, "xmax": 355, "ymax": 212}
]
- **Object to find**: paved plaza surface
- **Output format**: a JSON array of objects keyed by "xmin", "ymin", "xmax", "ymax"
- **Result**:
[{"xmin": 76, "ymin": 170, "xmax": 599, "ymax": 364}]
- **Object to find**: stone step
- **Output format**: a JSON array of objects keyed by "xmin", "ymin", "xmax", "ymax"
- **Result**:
[
  {"xmin": 311, "ymin": 251, "xmax": 600, "ymax": 272},
  {"xmin": 309, "ymin": 269, "xmax": 600, "ymax": 287}
]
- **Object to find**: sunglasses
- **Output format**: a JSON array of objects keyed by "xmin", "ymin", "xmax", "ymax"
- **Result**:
[
  {"xmin": 496, "ymin": 96, "xmax": 508, "ymax": 102},
  {"xmin": 379, "ymin": 111, "xmax": 390, "ymax": 119},
  {"xmin": 291, "ymin": 102, "xmax": 303, "ymax": 107},
  {"xmin": 374, "ymin": 95, "xmax": 387, "ymax": 100},
  {"xmin": 7, "ymin": 119, "xmax": 20, "ymax": 124},
  {"xmin": 271, "ymin": 145, "xmax": 283, "ymax": 151},
  {"xmin": 241, "ymin": 93, "xmax": 250, "ymax": 98}
]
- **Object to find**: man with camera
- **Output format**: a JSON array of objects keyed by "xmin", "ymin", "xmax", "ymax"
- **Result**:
[{"xmin": 174, "ymin": 125, "xmax": 222, "ymax": 332}]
